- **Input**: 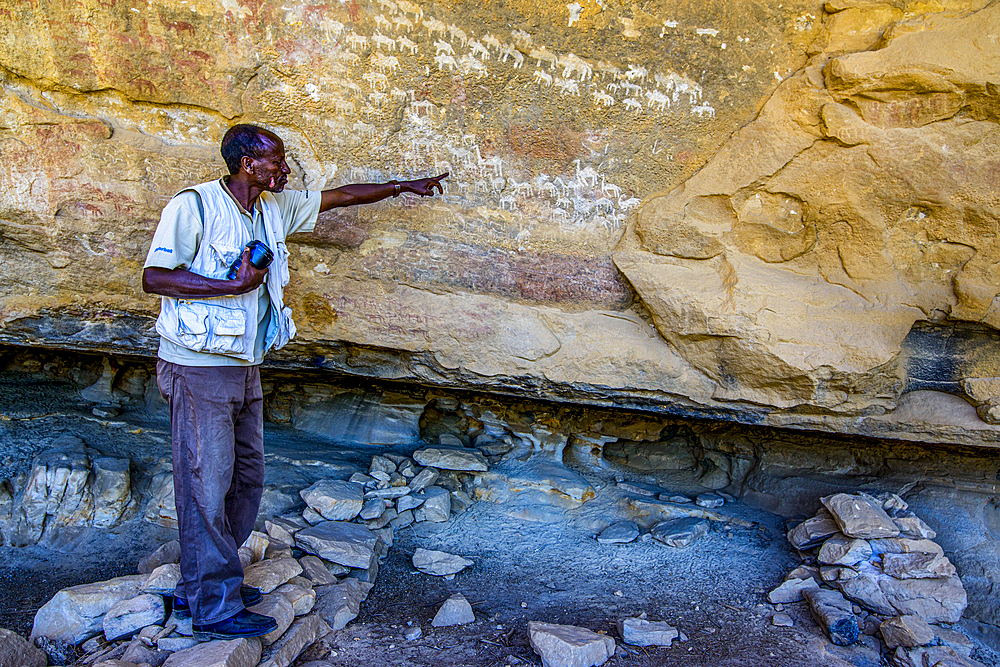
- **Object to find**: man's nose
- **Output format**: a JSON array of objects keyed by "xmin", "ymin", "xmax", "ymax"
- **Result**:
[{"xmin": 281, "ymin": 161, "xmax": 290, "ymax": 174}]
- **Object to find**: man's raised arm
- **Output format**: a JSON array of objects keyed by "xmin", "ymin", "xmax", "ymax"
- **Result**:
[{"xmin": 319, "ymin": 173, "xmax": 448, "ymax": 212}]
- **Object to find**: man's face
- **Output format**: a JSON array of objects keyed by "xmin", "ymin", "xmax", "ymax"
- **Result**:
[{"xmin": 251, "ymin": 137, "xmax": 290, "ymax": 192}]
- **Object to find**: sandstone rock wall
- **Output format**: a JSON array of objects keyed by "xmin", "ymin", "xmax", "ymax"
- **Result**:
[{"xmin": 1, "ymin": 0, "xmax": 999, "ymax": 443}]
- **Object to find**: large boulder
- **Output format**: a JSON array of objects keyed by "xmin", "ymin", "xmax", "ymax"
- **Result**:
[{"xmin": 31, "ymin": 574, "xmax": 148, "ymax": 645}]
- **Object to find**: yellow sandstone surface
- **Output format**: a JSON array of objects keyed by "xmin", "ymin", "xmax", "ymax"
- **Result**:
[{"xmin": 0, "ymin": 0, "xmax": 998, "ymax": 442}]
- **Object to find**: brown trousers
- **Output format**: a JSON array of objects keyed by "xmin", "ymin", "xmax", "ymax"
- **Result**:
[{"xmin": 156, "ymin": 360, "xmax": 264, "ymax": 624}]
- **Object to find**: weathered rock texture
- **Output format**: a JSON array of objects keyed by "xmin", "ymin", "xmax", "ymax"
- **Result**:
[{"xmin": 2, "ymin": 0, "xmax": 998, "ymax": 444}]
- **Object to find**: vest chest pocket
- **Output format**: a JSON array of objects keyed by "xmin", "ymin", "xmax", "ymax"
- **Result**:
[
  {"xmin": 208, "ymin": 243, "xmax": 241, "ymax": 280},
  {"xmin": 176, "ymin": 300, "xmax": 248, "ymax": 355}
]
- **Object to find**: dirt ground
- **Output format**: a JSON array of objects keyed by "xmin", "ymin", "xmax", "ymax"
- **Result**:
[{"xmin": 1, "ymin": 372, "xmax": 998, "ymax": 667}]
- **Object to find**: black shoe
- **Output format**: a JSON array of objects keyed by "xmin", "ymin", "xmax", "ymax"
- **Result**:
[
  {"xmin": 173, "ymin": 586, "xmax": 264, "ymax": 619},
  {"xmin": 192, "ymin": 609, "xmax": 277, "ymax": 641}
]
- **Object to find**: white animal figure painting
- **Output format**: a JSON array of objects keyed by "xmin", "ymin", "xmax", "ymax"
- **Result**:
[
  {"xmin": 363, "ymin": 71, "xmax": 389, "ymax": 90},
  {"xmin": 397, "ymin": 36, "xmax": 419, "ymax": 54},
  {"xmin": 645, "ymin": 89, "xmax": 670, "ymax": 110},
  {"xmin": 374, "ymin": 14, "xmax": 392, "ymax": 32},
  {"xmin": 533, "ymin": 69, "xmax": 553, "ymax": 86},
  {"xmin": 370, "ymin": 52, "xmax": 400, "ymax": 72},
  {"xmin": 559, "ymin": 53, "xmax": 592, "ymax": 80},
  {"xmin": 592, "ymin": 90, "xmax": 615, "ymax": 107},
  {"xmin": 434, "ymin": 39, "xmax": 454, "ymax": 55},
  {"xmin": 346, "ymin": 31, "xmax": 369, "ymax": 49},
  {"xmin": 469, "ymin": 39, "xmax": 490, "ymax": 60},
  {"xmin": 482, "ymin": 34, "xmax": 501, "ymax": 51},
  {"xmin": 377, "ymin": 0, "xmax": 397, "ymax": 13},
  {"xmin": 499, "ymin": 44, "xmax": 524, "ymax": 68},
  {"xmin": 459, "ymin": 54, "xmax": 488, "ymax": 78},
  {"xmin": 623, "ymin": 98, "xmax": 642, "ymax": 112},
  {"xmin": 691, "ymin": 103, "xmax": 716, "ymax": 118},
  {"xmin": 625, "ymin": 64, "xmax": 648, "ymax": 82},
  {"xmin": 434, "ymin": 54, "xmax": 457, "ymax": 71},
  {"xmin": 448, "ymin": 24, "xmax": 468, "ymax": 45},
  {"xmin": 622, "ymin": 81, "xmax": 643, "ymax": 96},
  {"xmin": 372, "ymin": 32, "xmax": 396, "ymax": 50},
  {"xmin": 424, "ymin": 18, "xmax": 448, "ymax": 38},
  {"xmin": 529, "ymin": 46, "xmax": 558, "ymax": 69},
  {"xmin": 393, "ymin": 14, "xmax": 414, "ymax": 30},
  {"xmin": 597, "ymin": 60, "xmax": 622, "ymax": 79},
  {"xmin": 511, "ymin": 29, "xmax": 532, "ymax": 46},
  {"xmin": 555, "ymin": 77, "xmax": 580, "ymax": 95}
]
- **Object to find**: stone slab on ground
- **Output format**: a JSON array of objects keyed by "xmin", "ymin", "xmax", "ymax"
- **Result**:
[
  {"xmin": 413, "ymin": 487, "xmax": 451, "ymax": 523},
  {"xmin": 31, "ymin": 574, "xmax": 148, "ymax": 644},
  {"xmin": 295, "ymin": 521, "xmax": 380, "ymax": 569},
  {"xmin": 822, "ymin": 493, "xmax": 899, "ymax": 539},
  {"xmin": 243, "ymin": 557, "xmax": 303, "ymax": 594},
  {"xmin": 596, "ymin": 521, "xmax": 639, "ymax": 544},
  {"xmin": 803, "ymin": 587, "xmax": 860, "ymax": 646},
  {"xmin": 312, "ymin": 579, "xmax": 374, "ymax": 631},
  {"xmin": 161, "ymin": 637, "xmax": 261, "ymax": 667},
  {"xmin": 299, "ymin": 480, "xmax": 364, "ymax": 521},
  {"xmin": 0, "ymin": 628, "xmax": 47, "ymax": 667},
  {"xmin": 258, "ymin": 614, "xmax": 330, "ymax": 667},
  {"xmin": 412, "ymin": 548, "xmax": 474, "ymax": 576},
  {"xmin": 787, "ymin": 510, "xmax": 840, "ymax": 549},
  {"xmin": 880, "ymin": 614, "xmax": 935, "ymax": 649},
  {"xmin": 247, "ymin": 592, "xmax": 295, "ymax": 646},
  {"xmin": 818, "ymin": 534, "xmax": 873, "ymax": 566},
  {"xmin": 298, "ymin": 556, "xmax": 339, "ymax": 585},
  {"xmin": 431, "ymin": 593, "xmax": 475, "ymax": 627},
  {"xmin": 103, "ymin": 593, "xmax": 166, "ymax": 641},
  {"xmin": 528, "ymin": 621, "xmax": 616, "ymax": 667},
  {"xmin": 412, "ymin": 447, "xmax": 488, "ymax": 471},
  {"xmin": 408, "ymin": 467, "xmax": 439, "ymax": 492},
  {"xmin": 617, "ymin": 618, "xmax": 678, "ymax": 647},
  {"xmin": 650, "ymin": 517, "xmax": 709, "ymax": 548},
  {"xmin": 157, "ymin": 637, "xmax": 199, "ymax": 652},
  {"xmin": 276, "ymin": 583, "xmax": 316, "ymax": 616},
  {"xmin": 768, "ymin": 577, "xmax": 820, "ymax": 604},
  {"xmin": 882, "ymin": 552, "xmax": 956, "ymax": 579},
  {"xmin": 143, "ymin": 563, "xmax": 181, "ymax": 595},
  {"xmin": 880, "ymin": 575, "xmax": 967, "ymax": 624}
]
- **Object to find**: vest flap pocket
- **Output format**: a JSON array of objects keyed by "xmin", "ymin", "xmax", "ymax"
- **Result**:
[
  {"xmin": 177, "ymin": 301, "xmax": 209, "ymax": 335},
  {"xmin": 209, "ymin": 243, "xmax": 241, "ymax": 271},
  {"xmin": 211, "ymin": 306, "xmax": 246, "ymax": 336}
]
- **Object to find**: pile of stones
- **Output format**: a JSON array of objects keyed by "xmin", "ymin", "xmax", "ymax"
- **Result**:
[
  {"xmin": 773, "ymin": 492, "xmax": 981, "ymax": 667},
  {"xmin": 16, "ymin": 445, "xmax": 488, "ymax": 667}
]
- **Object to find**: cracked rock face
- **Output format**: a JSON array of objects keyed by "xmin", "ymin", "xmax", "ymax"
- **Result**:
[{"xmin": 614, "ymin": 1, "xmax": 1000, "ymax": 413}]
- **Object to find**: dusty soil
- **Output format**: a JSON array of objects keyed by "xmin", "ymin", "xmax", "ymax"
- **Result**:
[{"xmin": 1, "ymin": 372, "xmax": 998, "ymax": 667}]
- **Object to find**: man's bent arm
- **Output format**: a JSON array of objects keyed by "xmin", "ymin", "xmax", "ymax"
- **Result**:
[
  {"xmin": 320, "ymin": 173, "xmax": 447, "ymax": 212},
  {"xmin": 142, "ymin": 250, "xmax": 267, "ymax": 298}
]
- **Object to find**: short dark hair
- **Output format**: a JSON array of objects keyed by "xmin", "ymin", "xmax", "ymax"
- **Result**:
[{"xmin": 220, "ymin": 124, "xmax": 278, "ymax": 174}]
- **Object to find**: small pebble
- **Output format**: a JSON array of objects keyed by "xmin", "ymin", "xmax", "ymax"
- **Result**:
[
  {"xmin": 772, "ymin": 613, "xmax": 793, "ymax": 627},
  {"xmin": 613, "ymin": 590, "xmax": 623, "ymax": 597}
]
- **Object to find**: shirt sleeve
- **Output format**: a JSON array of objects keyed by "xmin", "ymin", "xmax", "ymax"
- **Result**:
[
  {"xmin": 143, "ymin": 191, "xmax": 204, "ymax": 270},
  {"xmin": 272, "ymin": 190, "xmax": 322, "ymax": 236}
]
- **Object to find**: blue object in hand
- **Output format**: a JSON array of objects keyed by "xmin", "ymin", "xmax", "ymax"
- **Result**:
[{"xmin": 227, "ymin": 240, "xmax": 274, "ymax": 280}]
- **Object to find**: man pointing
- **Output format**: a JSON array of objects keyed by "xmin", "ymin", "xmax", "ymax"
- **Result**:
[{"xmin": 142, "ymin": 123, "xmax": 446, "ymax": 640}]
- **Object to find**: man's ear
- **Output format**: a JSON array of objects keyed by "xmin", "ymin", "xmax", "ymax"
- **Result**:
[{"xmin": 240, "ymin": 155, "xmax": 254, "ymax": 174}]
